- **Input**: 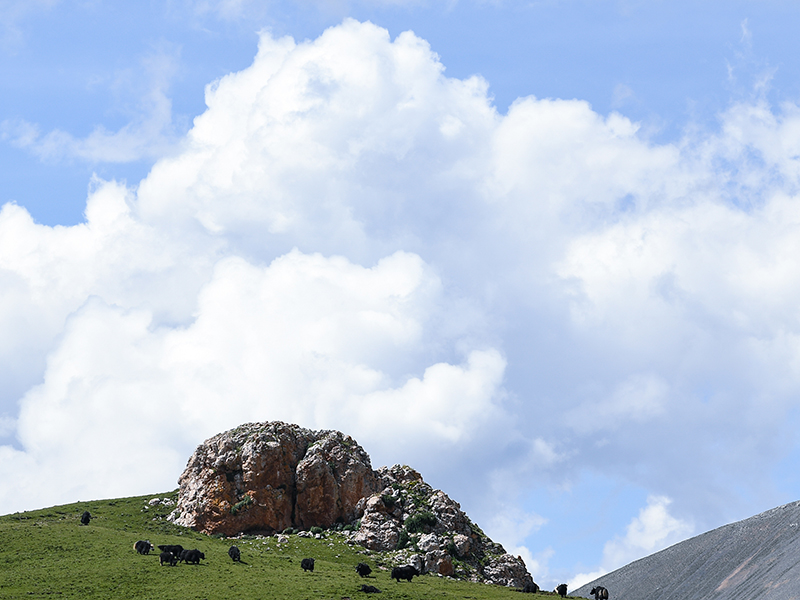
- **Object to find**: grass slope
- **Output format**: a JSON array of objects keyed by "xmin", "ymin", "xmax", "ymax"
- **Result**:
[{"xmin": 0, "ymin": 491, "xmax": 565, "ymax": 600}]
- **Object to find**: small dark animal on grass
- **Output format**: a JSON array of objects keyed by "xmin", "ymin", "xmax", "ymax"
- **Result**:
[
  {"xmin": 555, "ymin": 583, "xmax": 568, "ymax": 598},
  {"xmin": 391, "ymin": 565, "xmax": 419, "ymax": 582},
  {"xmin": 160, "ymin": 551, "xmax": 177, "ymax": 566},
  {"xmin": 590, "ymin": 586, "xmax": 609, "ymax": 600},
  {"xmin": 158, "ymin": 544, "xmax": 184, "ymax": 557},
  {"xmin": 355, "ymin": 562, "xmax": 372, "ymax": 577},
  {"xmin": 301, "ymin": 558, "xmax": 315, "ymax": 572},
  {"xmin": 182, "ymin": 549, "xmax": 205, "ymax": 565},
  {"xmin": 520, "ymin": 582, "xmax": 539, "ymax": 593},
  {"xmin": 228, "ymin": 546, "xmax": 241, "ymax": 562},
  {"xmin": 134, "ymin": 540, "xmax": 154, "ymax": 555},
  {"xmin": 360, "ymin": 584, "xmax": 381, "ymax": 593},
  {"xmin": 80, "ymin": 511, "xmax": 91, "ymax": 525}
]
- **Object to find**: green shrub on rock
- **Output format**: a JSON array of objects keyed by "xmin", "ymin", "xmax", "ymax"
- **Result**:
[
  {"xmin": 396, "ymin": 529, "xmax": 410, "ymax": 550},
  {"xmin": 405, "ymin": 511, "xmax": 436, "ymax": 533},
  {"xmin": 230, "ymin": 494, "xmax": 253, "ymax": 515}
]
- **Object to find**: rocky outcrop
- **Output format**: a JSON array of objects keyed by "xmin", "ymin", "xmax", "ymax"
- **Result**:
[
  {"xmin": 354, "ymin": 464, "xmax": 534, "ymax": 587},
  {"xmin": 169, "ymin": 421, "xmax": 532, "ymax": 588},
  {"xmin": 169, "ymin": 422, "xmax": 378, "ymax": 535}
]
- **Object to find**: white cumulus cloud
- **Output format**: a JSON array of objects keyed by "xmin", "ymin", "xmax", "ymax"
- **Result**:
[
  {"xmin": 570, "ymin": 496, "xmax": 694, "ymax": 589},
  {"xmin": 5, "ymin": 17, "xmax": 800, "ymax": 588}
]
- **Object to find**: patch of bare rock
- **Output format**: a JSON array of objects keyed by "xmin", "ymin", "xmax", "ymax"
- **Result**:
[{"xmin": 168, "ymin": 421, "xmax": 533, "ymax": 588}]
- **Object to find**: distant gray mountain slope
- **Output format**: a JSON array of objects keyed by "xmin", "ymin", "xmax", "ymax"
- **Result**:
[{"xmin": 573, "ymin": 500, "xmax": 800, "ymax": 600}]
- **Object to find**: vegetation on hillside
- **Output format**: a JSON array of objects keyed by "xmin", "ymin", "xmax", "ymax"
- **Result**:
[{"xmin": 0, "ymin": 491, "xmax": 569, "ymax": 599}]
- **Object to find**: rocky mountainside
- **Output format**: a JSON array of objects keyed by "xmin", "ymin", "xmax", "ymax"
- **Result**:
[
  {"xmin": 168, "ymin": 421, "xmax": 533, "ymax": 588},
  {"xmin": 574, "ymin": 500, "xmax": 800, "ymax": 600}
]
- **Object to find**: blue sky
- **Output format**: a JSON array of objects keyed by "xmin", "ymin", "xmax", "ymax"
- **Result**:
[
  {"xmin": 7, "ymin": 0, "xmax": 800, "ymax": 226},
  {"xmin": 3, "ymin": 0, "xmax": 800, "ymax": 590}
]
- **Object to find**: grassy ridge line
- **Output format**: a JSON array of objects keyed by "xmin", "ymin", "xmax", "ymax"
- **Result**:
[{"xmin": 0, "ymin": 491, "xmax": 560, "ymax": 600}]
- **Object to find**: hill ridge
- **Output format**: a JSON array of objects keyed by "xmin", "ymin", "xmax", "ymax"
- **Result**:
[{"xmin": 574, "ymin": 499, "xmax": 800, "ymax": 600}]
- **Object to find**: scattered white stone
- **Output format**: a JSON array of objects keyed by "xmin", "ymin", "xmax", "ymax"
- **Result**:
[{"xmin": 417, "ymin": 533, "xmax": 441, "ymax": 552}]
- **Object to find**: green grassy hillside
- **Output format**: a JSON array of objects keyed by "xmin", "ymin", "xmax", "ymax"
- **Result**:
[{"xmin": 0, "ymin": 491, "xmax": 565, "ymax": 600}]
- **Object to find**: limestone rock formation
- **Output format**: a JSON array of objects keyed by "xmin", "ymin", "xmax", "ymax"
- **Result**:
[
  {"xmin": 169, "ymin": 422, "xmax": 378, "ymax": 535},
  {"xmin": 169, "ymin": 421, "xmax": 533, "ymax": 588},
  {"xmin": 354, "ymin": 464, "xmax": 534, "ymax": 587}
]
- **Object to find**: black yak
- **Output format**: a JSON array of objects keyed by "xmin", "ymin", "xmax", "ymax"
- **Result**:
[
  {"xmin": 80, "ymin": 511, "xmax": 91, "ymax": 525},
  {"xmin": 182, "ymin": 549, "xmax": 205, "ymax": 565},
  {"xmin": 134, "ymin": 540, "xmax": 154, "ymax": 555},
  {"xmin": 355, "ymin": 562, "xmax": 372, "ymax": 577},
  {"xmin": 391, "ymin": 565, "xmax": 419, "ymax": 582},
  {"xmin": 555, "ymin": 583, "xmax": 568, "ymax": 597},
  {"xmin": 229, "ymin": 545, "xmax": 241, "ymax": 562},
  {"xmin": 301, "ymin": 558, "xmax": 315, "ymax": 572},
  {"xmin": 590, "ymin": 586, "xmax": 609, "ymax": 600},
  {"xmin": 521, "ymin": 582, "xmax": 539, "ymax": 593},
  {"xmin": 158, "ymin": 544, "xmax": 184, "ymax": 557},
  {"xmin": 160, "ymin": 551, "xmax": 177, "ymax": 566},
  {"xmin": 360, "ymin": 584, "xmax": 381, "ymax": 593}
]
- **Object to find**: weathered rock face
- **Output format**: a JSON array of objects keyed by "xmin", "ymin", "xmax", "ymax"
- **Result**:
[
  {"xmin": 169, "ymin": 422, "xmax": 378, "ymax": 535},
  {"xmin": 169, "ymin": 421, "xmax": 533, "ymax": 588},
  {"xmin": 354, "ymin": 464, "xmax": 534, "ymax": 588},
  {"xmin": 295, "ymin": 429, "xmax": 378, "ymax": 529}
]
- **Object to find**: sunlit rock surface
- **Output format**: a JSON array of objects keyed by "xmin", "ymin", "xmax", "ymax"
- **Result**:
[
  {"xmin": 169, "ymin": 421, "xmax": 533, "ymax": 587},
  {"xmin": 170, "ymin": 421, "xmax": 378, "ymax": 535}
]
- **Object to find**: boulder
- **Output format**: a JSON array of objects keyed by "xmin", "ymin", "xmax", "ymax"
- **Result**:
[
  {"xmin": 436, "ymin": 554, "xmax": 455, "ymax": 576},
  {"xmin": 452, "ymin": 533, "xmax": 471, "ymax": 557},
  {"xmin": 353, "ymin": 494, "xmax": 402, "ymax": 551},
  {"xmin": 418, "ymin": 533, "xmax": 442, "ymax": 552},
  {"xmin": 482, "ymin": 553, "xmax": 535, "ymax": 588},
  {"xmin": 169, "ymin": 421, "xmax": 378, "ymax": 535}
]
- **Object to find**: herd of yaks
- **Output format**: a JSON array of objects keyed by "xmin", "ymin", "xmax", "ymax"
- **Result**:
[
  {"xmin": 131, "ymin": 538, "xmax": 610, "ymax": 599},
  {"xmin": 81, "ymin": 509, "xmax": 611, "ymax": 598},
  {"xmin": 132, "ymin": 540, "xmax": 206, "ymax": 566},
  {"xmin": 129, "ymin": 537, "xmax": 417, "ymax": 594}
]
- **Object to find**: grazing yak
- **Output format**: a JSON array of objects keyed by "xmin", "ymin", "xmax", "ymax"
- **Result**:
[
  {"xmin": 134, "ymin": 540, "xmax": 154, "ymax": 555},
  {"xmin": 360, "ymin": 584, "xmax": 381, "ymax": 593},
  {"xmin": 590, "ymin": 586, "xmax": 609, "ymax": 600},
  {"xmin": 391, "ymin": 565, "xmax": 419, "ymax": 582},
  {"xmin": 521, "ymin": 582, "xmax": 539, "ymax": 593},
  {"xmin": 301, "ymin": 558, "xmax": 315, "ymax": 572},
  {"xmin": 182, "ymin": 549, "xmax": 205, "ymax": 565},
  {"xmin": 159, "ymin": 551, "xmax": 177, "ymax": 566},
  {"xmin": 80, "ymin": 511, "xmax": 91, "ymax": 525},
  {"xmin": 555, "ymin": 583, "xmax": 568, "ymax": 598},
  {"xmin": 228, "ymin": 546, "xmax": 241, "ymax": 562},
  {"xmin": 355, "ymin": 562, "xmax": 372, "ymax": 577},
  {"xmin": 158, "ymin": 544, "xmax": 184, "ymax": 557}
]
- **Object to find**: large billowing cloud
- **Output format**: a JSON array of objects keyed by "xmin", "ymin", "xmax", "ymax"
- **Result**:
[{"xmin": 3, "ymin": 17, "xmax": 800, "ymax": 586}]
